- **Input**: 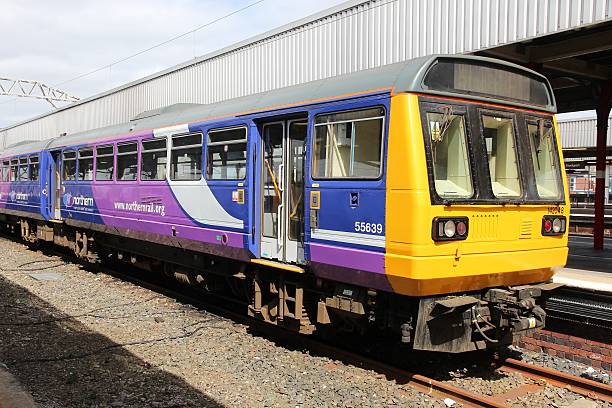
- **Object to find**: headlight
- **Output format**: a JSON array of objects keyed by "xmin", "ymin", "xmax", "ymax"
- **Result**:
[
  {"xmin": 542, "ymin": 216, "xmax": 566, "ymax": 236},
  {"xmin": 433, "ymin": 217, "xmax": 469, "ymax": 241}
]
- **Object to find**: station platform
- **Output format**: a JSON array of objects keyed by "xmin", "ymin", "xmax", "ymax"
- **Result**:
[
  {"xmin": 565, "ymin": 235, "xmax": 611, "ymax": 273},
  {"xmin": 0, "ymin": 365, "xmax": 36, "ymax": 408},
  {"xmin": 553, "ymin": 268, "xmax": 612, "ymax": 292},
  {"xmin": 552, "ymin": 236, "xmax": 611, "ymax": 293}
]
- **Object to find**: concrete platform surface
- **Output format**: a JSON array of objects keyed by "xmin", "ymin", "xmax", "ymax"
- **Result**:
[
  {"xmin": 0, "ymin": 365, "xmax": 36, "ymax": 408},
  {"xmin": 566, "ymin": 236, "xmax": 611, "ymax": 274},
  {"xmin": 553, "ymin": 268, "xmax": 612, "ymax": 293}
]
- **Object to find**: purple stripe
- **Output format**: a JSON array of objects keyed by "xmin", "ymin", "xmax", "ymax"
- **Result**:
[
  {"xmin": 96, "ymin": 213, "xmax": 245, "ymax": 247},
  {"xmin": 310, "ymin": 243, "xmax": 385, "ymax": 274}
]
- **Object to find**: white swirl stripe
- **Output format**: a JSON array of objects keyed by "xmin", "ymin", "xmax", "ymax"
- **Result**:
[{"xmin": 311, "ymin": 228, "xmax": 385, "ymax": 248}]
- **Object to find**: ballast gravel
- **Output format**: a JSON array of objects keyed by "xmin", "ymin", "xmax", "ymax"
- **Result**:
[
  {"xmin": 0, "ymin": 236, "xmax": 608, "ymax": 407},
  {"xmin": 0, "ymin": 238, "xmax": 443, "ymax": 407}
]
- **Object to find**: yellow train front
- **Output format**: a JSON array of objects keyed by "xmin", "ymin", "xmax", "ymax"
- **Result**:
[{"xmin": 381, "ymin": 57, "xmax": 568, "ymax": 352}]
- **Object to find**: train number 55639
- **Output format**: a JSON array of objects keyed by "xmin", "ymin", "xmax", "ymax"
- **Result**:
[{"xmin": 354, "ymin": 222, "xmax": 383, "ymax": 234}]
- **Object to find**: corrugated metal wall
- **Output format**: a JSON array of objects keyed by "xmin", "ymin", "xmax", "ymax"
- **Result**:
[
  {"xmin": 558, "ymin": 118, "xmax": 612, "ymax": 148},
  {"xmin": 2, "ymin": 0, "xmax": 612, "ymax": 147}
]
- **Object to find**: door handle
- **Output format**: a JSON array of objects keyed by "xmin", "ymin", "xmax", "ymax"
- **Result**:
[
  {"xmin": 278, "ymin": 164, "xmax": 284, "ymax": 192},
  {"xmin": 277, "ymin": 202, "xmax": 284, "ymax": 245}
]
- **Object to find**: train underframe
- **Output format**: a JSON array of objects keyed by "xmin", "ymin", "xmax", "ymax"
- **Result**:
[{"xmin": 3, "ymin": 215, "xmax": 560, "ymax": 353}]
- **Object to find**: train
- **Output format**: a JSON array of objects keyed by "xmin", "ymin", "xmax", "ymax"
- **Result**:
[{"xmin": 0, "ymin": 55, "xmax": 569, "ymax": 353}]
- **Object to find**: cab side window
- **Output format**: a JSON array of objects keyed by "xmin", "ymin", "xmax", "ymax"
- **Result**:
[{"xmin": 313, "ymin": 108, "xmax": 384, "ymax": 179}]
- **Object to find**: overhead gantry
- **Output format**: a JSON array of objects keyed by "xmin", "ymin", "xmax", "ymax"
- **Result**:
[{"xmin": 0, "ymin": 77, "xmax": 79, "ymax": 108}]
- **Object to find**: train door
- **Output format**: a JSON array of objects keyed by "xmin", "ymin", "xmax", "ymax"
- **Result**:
[
  {"xmin": 49, "ymin": 151, "xmax": 61, "ymax": 219},
  {"xmin": 260, "ymin": 119, "xmax": 307, "ymax": 263}
]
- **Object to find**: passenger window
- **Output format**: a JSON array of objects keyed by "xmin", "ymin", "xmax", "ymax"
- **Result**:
[
  {"xmin": 62, "ymin": 151, "xmax": 77, "ymax": 181},
  {"xmin": 170, "ymin": 134, "xmax": 202, "ymax": 181},
  {"xmin": 206, "ymin": 127, "xmax": 247, "ymax": 180},
  {"xmin": 482, "ymin": 115, "xmax": 521, "ymax": 198},
  {"xmin": 29, "ymin": 156, "xmax": 39, "ymax": 181},
  {"xmin": 95, "ymin": 145, "xmax": 114, "ymax": 181},
  {"xmin": 117, "ymin": 142, "xmax": 138, "ymax": 181},
  {"xmin": 528, "ymin": 122, "xmax": 562, "ymax": 199},
  {"xmin": 141, "ymin": 139, "xmax": 167, "ymax": 181},
  {"xmin": 1, "ymin": 161, "xmax": 8, "ymax": 182},
  {"xmin": 78, "ymin": 148, "xmax": 94, "ymax": 181},
  {"xmin": 10, "ymin": 160, "xmax": 18, "ymax": 182},
  {"xmin": 313, "ymin": 108, "xmax": 384, "ymax": 179},
  {"xmin": 18, "ymin": 158, "xmax": 29, "ymax": 182},
  {"xmin": 426, "ymin": 111, "xmax": 473, "ymax": 198}
]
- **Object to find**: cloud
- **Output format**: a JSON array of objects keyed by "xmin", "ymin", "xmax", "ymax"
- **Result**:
[{"xmin": 0, "ymin": 0, "xmax": 348, "ymax": 128}]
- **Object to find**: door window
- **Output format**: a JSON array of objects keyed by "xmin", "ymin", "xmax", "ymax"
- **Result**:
[
  {"xmin": 262, "ymin": 124, "xmax": 283, "ymax": 239},
  {"xmin": 288, "ymin": 122, "xmax": 306, "ymax": 241}
]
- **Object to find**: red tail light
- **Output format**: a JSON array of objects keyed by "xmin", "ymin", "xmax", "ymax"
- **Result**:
[
  {"xmin": 542, "ymin": 216, "xmax": 566, "ymax": 236},
  {"xmin": 432, "ymin": 217, "xmax": 469, "ymax": 241}
]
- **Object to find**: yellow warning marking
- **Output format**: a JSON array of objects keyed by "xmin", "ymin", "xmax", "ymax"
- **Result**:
[{"xmin": 251, "ymin": 259, "xmax": 305, "ymax": 273}]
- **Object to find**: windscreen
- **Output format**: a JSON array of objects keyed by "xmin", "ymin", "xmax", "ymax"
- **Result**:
[
  {"xmin": 424, "ymin": 61, "xmax": 551, "ymax": 107},
  {"xmin": 422, "ymin": 100, "xmax": 564, "ymax": 203},
  {"xmin": 527, "ymin": 122, "xmax": 562, "ymax": 199},
  {"xmin": 426, "ymin": 111, "xmax": 473, "ymax": 198}
]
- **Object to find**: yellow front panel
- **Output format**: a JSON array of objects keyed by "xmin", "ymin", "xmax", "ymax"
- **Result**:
[{"xmin": 385, "ymin": 93, "xmax": 569, "ymax": 296}]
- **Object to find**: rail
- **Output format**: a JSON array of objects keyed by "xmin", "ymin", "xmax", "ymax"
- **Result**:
[{"xmin": 498, "ymin": 358, "xmax": 612, "ymax": 404}]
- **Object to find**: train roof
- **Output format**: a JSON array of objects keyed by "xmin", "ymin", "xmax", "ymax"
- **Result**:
[{"xmin": 0, "ymin": 54, "xmax": 555, "ymax": 157}]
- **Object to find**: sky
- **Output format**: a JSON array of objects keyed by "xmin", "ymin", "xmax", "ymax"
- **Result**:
[{"xmin": 0, "ymin": 0, "xmax": 348, "ymax": 128}]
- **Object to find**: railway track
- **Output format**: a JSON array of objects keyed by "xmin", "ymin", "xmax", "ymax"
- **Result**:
[
  {"xmin": 85, "ymin": 259, "xmax": 612, "ymax": 407},
  {"xmin": 3, "ymin": 233, "xmax": 611, "ymax": 407},
  {"xmin": 498, "ymin": 358, "xmax": 612, "ymax": 404},
  {"xmin": 84, "ymin": 262, "xmax": 612, "ymax": 407}
]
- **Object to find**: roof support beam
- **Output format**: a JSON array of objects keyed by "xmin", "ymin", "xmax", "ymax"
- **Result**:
[
  {"xmin": 479, "ymin": 46, "xmax": 611, "ymax": 81},
  {"xmin": 527, "ymin": 30, "xmax": 612, "ymax": 63},
  {"xmin": 544, "ymin": 58, "xmax": 610, "ymax": 81}
]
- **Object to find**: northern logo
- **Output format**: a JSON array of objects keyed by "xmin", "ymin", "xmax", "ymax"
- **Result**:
[{"xmin": 64, "ymin": 193, "xmax": 94, "ymax": 208}]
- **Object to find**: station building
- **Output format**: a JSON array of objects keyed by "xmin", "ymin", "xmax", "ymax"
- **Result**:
[{"xmin": 559, "ymin": 117, "xmax": 612, "ymax": 205}]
